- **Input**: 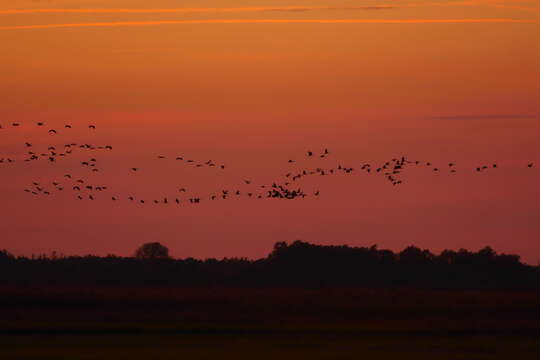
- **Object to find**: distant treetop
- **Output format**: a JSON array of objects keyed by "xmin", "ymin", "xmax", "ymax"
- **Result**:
[{"xmin": 134, "ymin": 242, "xmax": 170, "ymax": 260}]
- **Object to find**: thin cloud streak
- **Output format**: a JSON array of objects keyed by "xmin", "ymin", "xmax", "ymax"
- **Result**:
[
  {"xmin": 434, "ymin": 114, "xmax": 540, "ymax": 120},
  {"xmin": 405, "ymin": 1, "xmax": 540, "ymax": 12},
  {"xmin": 0, "ymin": 6, "xmax": 395, "ymax": 15},
  {"xmin": 2, "ymin": 18, "xmax": 539, "ymax": 30}
]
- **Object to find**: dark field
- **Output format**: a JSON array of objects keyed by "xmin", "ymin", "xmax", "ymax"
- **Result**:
[{"xmin": 1, "ymin": 287, "xmax": 540, "ymax": 359}]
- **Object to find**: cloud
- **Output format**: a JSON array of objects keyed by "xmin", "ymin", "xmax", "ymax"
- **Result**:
[
  {"xmin": 1, "ymin": 18, "xmax": 539, "ymax": 30},
  {"xmin": 394, "ymin": 1, "xmax": 540, "ymax": 12},
  {"xmin": 434, "ymin": 114, "xmax": 540, "ymax": 120},
  {"xmin": 0, "ymin": 6, "xmax": 395, "ymax": 15}
]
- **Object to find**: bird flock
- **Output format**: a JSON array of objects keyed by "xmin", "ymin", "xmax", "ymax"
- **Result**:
[{"xmin": 1, "ymin": 121, "xmax": 536, "ymax": 207}]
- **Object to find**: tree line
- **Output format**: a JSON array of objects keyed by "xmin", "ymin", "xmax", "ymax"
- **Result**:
[{"xmin": 1, "ymin": 241, "xmax": 538, "ymax": 289}]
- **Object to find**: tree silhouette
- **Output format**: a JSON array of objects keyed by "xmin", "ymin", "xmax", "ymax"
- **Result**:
[
  {"xmin": 0, "ymin": 241, "xmax": 537, "ymax": 289},
  {"xmin": 134, "ymin": 242, "xmax": 170, "ymax": 260},
  {"xmin": 0, "ymin": 249, "xmax": 14, "ymax": 262}
]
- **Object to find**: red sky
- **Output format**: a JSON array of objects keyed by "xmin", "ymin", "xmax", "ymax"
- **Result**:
[{"xmin": 1, "ymin": 0, "xmax": 539, "ymax": 263}]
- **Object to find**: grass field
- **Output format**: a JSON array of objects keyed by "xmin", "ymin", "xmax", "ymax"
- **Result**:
[
  {"xmin": 1, "ymin": 287, "xmax": 540, "ymax": 359},
  {"xmin": 2, "ymin": 331, "xmax": 539, "ymax": 360}
]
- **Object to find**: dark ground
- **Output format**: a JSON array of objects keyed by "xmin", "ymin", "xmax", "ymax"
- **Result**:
[{"xmin": 1, "ymin": 287, "xmax": 540, "ymax": 359}]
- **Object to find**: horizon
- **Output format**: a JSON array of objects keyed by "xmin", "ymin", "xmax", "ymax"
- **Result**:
[
  {"xmin": 1, "ymin": 240, "xmax": 532, "ymax": 265},
  {"xmin": 0, "ymin": 240, "xmax": 528, "ymax": 260}
]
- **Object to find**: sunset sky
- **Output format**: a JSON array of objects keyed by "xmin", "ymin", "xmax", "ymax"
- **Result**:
[{"xmin": 1, "ymin": 0, "xmax": 539, "ymax": 263}]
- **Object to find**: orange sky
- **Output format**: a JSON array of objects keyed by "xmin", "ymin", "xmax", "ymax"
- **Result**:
[{"xmin": 1, "ymin": 0, "xmax": 540, "ymax": 263}]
